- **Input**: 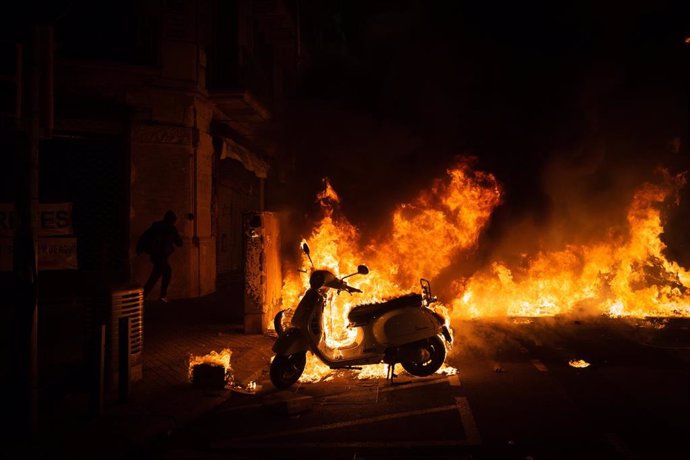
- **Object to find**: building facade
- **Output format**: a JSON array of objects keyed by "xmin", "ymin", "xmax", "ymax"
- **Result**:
[
  {"xmin": 1, "ymin": 0, "xmax": 298, "ymax": 300},
  {"xmin": 0, "ymin": 1, "xmax": 299, "ymax": 420}
]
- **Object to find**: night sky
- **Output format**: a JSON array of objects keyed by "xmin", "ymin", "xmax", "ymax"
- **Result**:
[{"xmin": 276, "ymin": 0, "xmax": 689, "ymax": 266}]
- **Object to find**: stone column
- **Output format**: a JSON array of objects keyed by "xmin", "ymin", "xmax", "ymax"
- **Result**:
[
  {"xmin": 193, "ymin": 127, "xmax": 216, "ymax": 297},
  {"xmin": 130, "ymin": 122, "xmax": 197, "ymax": 299}
]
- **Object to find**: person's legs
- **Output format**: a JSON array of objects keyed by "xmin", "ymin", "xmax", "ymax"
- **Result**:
[
  {"xmin": 159, "ymin": 258, "xmax": 172, "ymax": 299},
  {"xmin": 143, "ymin": 258, "xmax": 162, "ymax": 298}
]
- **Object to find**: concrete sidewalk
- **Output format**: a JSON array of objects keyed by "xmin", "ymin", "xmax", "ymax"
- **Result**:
[{"xmin": 3, "ymin": 292, "xmax": 277, "ymax": 460}]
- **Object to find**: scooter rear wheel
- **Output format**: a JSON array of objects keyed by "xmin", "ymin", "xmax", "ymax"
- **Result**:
[
  {"xmin": 270, "ymin": 352, "xmax": 307, "ymax": 389},
  {"xmin": 401, "ymin": 336, "xmax": 446, "ymax": 377}
]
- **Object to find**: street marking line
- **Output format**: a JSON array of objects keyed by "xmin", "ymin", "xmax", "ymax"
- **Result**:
[
  {"xmin": 216, "ymin": 403, "xmax": 262, "ymax": 413},
  {"xmin": 447, "ymin": 374, "xmax": 461, "ymax": 387},
  {"xmin": 221, "ymin": 440, "xmax": 476, "ymax": 449},
  {"xmin": 530, "ymin": 359, "xmax": 548, "ymax": 373},
  {"xmin": 217, "ymin": 378, "xmax": 449, "ymax": 411},
  {"xmin": 455, "ymin": 397, "xmax": 481, "ymax": 446},
  {"xmin": 323, "ymin": 376, "xmax": 448, "ymax": 400},
  {"xmin": 374, "ymin": 376, "xmax": 449, "ymax": 394},
  {"xmin": 213, "ymin": 404, "xmax": 459, "ymax": 446}
]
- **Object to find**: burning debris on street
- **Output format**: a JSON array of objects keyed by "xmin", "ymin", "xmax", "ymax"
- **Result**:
[
  {"xmin": 188, "ymin": 349, "xmax": 233, "ymax": 388},
  {"xmin": 188, "ymin": 349, "xmax": 260, "ymax": 393},
  {"xmin": 569, "ymin": 359, "xmax": 591, "ymax": 368},
  {"xmin": 454, "ymin": 170, "xmax": 689, "ymax": 319},
  {"xmin": 283, "ymin": 162, "xmax": 688, "ymax": 325}
]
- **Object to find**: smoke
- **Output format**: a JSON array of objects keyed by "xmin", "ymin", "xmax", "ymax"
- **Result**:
[
  {"xmin": 273, "ymin": 103, "xmax": 689, "ymax": 310},
  {"xmin": 269, "ymin": 0, "xmax": 690, "ymax": 310},
  {"xmin": 272, "ymin": 101, "xmax": 446, "ymax": 247},
  {"xmin": 477, "ymin": 133, "xmax": 689, "ymax": 273}
]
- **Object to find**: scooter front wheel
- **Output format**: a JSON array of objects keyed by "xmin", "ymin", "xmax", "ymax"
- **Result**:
[
  {"xmin": 270, "ymin": 352, "xmax": 307, "ymax": 389},
  {"xmin": 401, "ymin": 336, "xmax": 446, "ymax": 377}
]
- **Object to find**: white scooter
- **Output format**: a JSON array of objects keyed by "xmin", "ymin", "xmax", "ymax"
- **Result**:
[{"xmin": 269, "ymin": 242, "xmax": 452, "ymax": 388}]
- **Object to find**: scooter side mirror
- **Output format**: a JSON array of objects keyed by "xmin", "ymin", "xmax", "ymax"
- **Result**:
[
  {"xmin": 342, "ymin": 264, "xmax": 369, "ymax": 281},
  {"xmin": 301, "ymin": 242, "xmax": 314, "ymax": 268}
]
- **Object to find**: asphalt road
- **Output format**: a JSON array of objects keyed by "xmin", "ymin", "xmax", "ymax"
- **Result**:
[{"xmin": 147, "ymin": 316, "xmax": 690, "ymax": 460}]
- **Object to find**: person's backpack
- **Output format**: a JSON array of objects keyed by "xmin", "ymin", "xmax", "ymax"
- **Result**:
[
  {"xmin": 136, "ymin": 225, "xmax": 155, "ymax": 255},
  {"xmin": 149, "ymin": 230, "xmax": 166, "ymax": 256}
]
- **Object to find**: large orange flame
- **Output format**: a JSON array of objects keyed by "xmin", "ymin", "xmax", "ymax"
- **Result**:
[
  {"xmin": 454, "ymin": 171, "xmax": 689, "ymax": 318},
  {"xmin": 280, "ymin": 162, "xmax": 688, "ymax": 382},
  {"xmin": 281, "ymin": 160, "xmax": 502, "ymax": 381}
]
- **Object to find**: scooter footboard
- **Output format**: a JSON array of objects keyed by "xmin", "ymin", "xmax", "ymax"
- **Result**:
[{"xmin": 272, "ymin": 327, "xmax": 309, "ymax": 355}]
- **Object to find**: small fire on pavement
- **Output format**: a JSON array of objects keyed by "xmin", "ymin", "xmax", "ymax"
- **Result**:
[
  {"xmin": 569, "ymin": 359, "xmax": 591, "ymax": 368},
  {"xmin": 188, "ymin": 349, "xmax": 232, "ymax": 389},
  {"xmin": 188, "ymin": 349, "xmax": 261, "ymax": 393},
  {"xmin": 189, "ymin": 348, "xmax": 233, "ymax": 389}
]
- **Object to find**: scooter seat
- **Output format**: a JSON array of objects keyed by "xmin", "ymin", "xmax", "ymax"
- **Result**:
[{"xmin": 348, "ymin": 293, "xmax": 422, "ymax": 324}]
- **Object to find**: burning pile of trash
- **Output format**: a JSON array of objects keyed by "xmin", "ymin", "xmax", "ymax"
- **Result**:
[{"xmin": 188, "ymin": 349, "xmax": 259, "ymax": 394}]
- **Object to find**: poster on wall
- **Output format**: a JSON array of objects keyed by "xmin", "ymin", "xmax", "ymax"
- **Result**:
[
  {"xmin": 37, "ymin": 237, "xmax": 78, "ymax": 270},
  {"xmin": 0, "ymin": 203, "xmax": 78, "ymax": 271}
]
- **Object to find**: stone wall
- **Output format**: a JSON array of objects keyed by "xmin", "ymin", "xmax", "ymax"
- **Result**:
[{"xmin": 129, "ymin": 87, "xmax": 217, "ymax": 299}]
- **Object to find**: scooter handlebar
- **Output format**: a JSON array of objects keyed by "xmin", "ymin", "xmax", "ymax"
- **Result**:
[
  {"xmin": 344, "ymin": 285, "xmax": 362, "ymax": 294},
  {"xmin": 325, "ymin": 277, "xmax": 363, "ymax": 294},
  {"xmin": 334, "ymin": 280, "xmax": 362, "ymax": 294}
]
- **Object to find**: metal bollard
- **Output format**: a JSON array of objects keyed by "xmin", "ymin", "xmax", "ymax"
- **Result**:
[
  {"xmin": 90, "ymin": 324, "xmax": 106, "ymax": 416},
  {"xmin": 118, "ymin": 316, "xmax": 131, "ymax": 403}
]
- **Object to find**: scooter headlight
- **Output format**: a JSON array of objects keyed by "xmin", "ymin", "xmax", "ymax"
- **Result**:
[{"xmin": 309, "ymin": 271, "xmax": 326, "ymax": 289}]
